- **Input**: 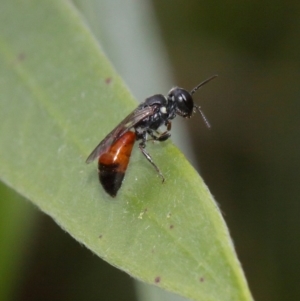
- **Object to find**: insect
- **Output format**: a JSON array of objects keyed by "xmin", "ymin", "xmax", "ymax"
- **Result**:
[{"xmin": 86, "ymin": 75, "xmax": 217, "ymax": 197}]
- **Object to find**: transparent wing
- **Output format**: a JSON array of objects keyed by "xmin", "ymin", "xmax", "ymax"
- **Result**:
[{"xmin": 86, "ymin": 105, "xmax": 155, "ymax": 163}]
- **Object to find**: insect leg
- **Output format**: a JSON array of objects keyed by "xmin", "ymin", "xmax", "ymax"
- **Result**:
[
  {"xmin": 147, "ymin": 129, "xmax": 171, "ymax": 142},
  {"xmin": 156, "ymin": 121, "xmax": 172, "ymax": 141},
  {"xmin": 156, "ymin": 131, "xmax": 171, "ymax": 142},
  {"xmin": 138, "ymin": 136, "xmax": 165, "ymax": 182},
  {"xmin": 166, "ymin": 120, "xmax": 172, "ymax": 131}
]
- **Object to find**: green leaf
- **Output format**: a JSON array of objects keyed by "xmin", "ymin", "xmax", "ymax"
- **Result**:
[{"xmin": 0, "ymin": 1, "xmax": 253, "ymax": 301}]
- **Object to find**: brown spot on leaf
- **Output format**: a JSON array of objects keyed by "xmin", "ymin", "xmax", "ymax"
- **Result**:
[
  {"xmin": 170, "ymin": 224, "xmax": 174, "ymax": 229},
  {"xmin": 200, "ymin": 277, "xmax": 205, "ymax": 282},
  {"xmin": 18, "ymin": 53, "xmax": 26, "ymax": 61},
  {"xmin": 11, "ymin": 52, "xmax": 26, "ymax": 66},
  {"xmin": 105, "ymin": 77, "xmax": 112, "ymax": 84},
  {"xmin": 99, "ymin": 235, "xmax": 103, "ymax": 239},
  {"xmin": 154, "ymin": 276, "xmax": 161, "ymax": 283}
]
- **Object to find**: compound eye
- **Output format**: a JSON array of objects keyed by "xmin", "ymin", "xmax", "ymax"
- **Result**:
[
  {"xmin": 174, "ymin": 89, "xmax": 194, "ymax": 117},
  {"xmin": 177, "ymin": 93, "xmax": 186, "ymax": 104}
]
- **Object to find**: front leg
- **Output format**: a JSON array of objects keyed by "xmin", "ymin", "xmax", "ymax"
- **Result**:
[
  {"xmin": 156, "ymin": 120, "xmax": 172, "ymax": 141},
  {"xmin": 148, "ymin": 129, "xmax": 171, "ymax": 142},
  {"xmin": 165, "ymin": 120, "xmax": 172, "ymax": 131}
]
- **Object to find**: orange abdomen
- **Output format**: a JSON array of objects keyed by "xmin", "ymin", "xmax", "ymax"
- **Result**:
[{"xmin": 98, "ymin": 131, "xmax": 136, "ymax": 197}]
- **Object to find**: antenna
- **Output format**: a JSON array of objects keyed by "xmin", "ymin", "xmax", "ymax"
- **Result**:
[
  {"xmin": 190, "ymin": 74, "xmax": 218, "ymax": 95},
  {"xmin": 194, "ymin": 105, "xmax": 211, "ymax": 128},
  {"xmin": 191, "ymin": 74, "xmax": 217, "ymax": 128}
]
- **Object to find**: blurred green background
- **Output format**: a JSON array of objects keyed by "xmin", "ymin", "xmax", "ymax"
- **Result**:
[{"xmin": 1, "ymin": 1, "xmax": 299, "ymax": 300}]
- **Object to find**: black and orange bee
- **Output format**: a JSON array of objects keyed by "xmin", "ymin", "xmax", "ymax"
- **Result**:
[{"xmin": 86, "ymin": 75, "xmax": 217, "ymax": 197}]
